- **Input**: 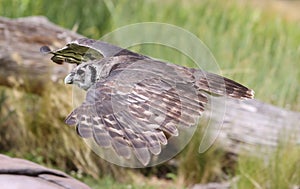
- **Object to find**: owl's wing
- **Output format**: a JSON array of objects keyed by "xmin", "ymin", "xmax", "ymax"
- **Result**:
[
  {"xmin": 65, "ymin": 58, "xmax": 253, "ymax": 166},
  {"xmin": 40, "ymin": 38, "xmax": 148, "ymax": 65}
]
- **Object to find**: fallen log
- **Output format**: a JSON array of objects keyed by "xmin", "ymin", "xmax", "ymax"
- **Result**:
[
  {"xmin": 0, "ymin": 16, "xmax": 83, "ymax": 93},
  {"xmin": 208, "ymin": 97, "xmax": 300, "ymax": 155}
]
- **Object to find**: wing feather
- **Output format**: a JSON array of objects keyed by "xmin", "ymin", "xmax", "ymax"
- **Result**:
[{"xmin": 65, "ymin": 56, "xmax": 253, "ymax": 166}]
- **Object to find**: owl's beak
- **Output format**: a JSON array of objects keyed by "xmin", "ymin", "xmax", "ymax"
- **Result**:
[{"xmin": 64, "ymin": 73, "xmax": 73, "ymax": 84}]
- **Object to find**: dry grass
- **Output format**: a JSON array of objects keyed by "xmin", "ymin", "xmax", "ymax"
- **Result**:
[{"xmin": 0, "ymin": 84, "xmax": 127, "ymax": 179}]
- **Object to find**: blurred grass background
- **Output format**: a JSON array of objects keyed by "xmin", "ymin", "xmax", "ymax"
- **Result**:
[{"xmin": 0, "ymin": 0, "xmax": 299, "ymax": 188}]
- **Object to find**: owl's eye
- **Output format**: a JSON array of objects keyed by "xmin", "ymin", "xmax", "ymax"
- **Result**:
[{"xmin": 77, "ymin": 69, "xmax": 85, "ymax": 75}]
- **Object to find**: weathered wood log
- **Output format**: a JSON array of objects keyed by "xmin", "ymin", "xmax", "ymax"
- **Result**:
[
  {"xmin": 203, "ymin": 97, "xmax": 300, "ymax": 155},
  {"xmin": 0, "ymin": 16, "xmax": 83, "ymax": 93},
  {"xmin": 0, "ymin": 154, "xmax": 91, "ymax": 189}
]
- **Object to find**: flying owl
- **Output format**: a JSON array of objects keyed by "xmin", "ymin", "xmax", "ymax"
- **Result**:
[{"xmin": 41, "ymin": 38, "xmax": 254, "ymax": 166}]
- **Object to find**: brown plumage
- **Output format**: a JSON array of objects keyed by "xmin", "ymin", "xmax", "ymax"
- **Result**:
[{"xmin": 44, "ymin": 38, "xmax": 254, "ymax": 166}]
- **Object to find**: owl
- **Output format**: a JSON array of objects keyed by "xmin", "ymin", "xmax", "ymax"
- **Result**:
[{"xmin": 41, "ymin": 38, "xmax": 254, "ymax": 166}]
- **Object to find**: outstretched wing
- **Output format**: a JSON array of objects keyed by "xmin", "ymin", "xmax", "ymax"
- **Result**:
[
  {"xmin": 40, "ymin": 38, "xmax": 148, "ymax": 65},
  {"xmin": 65, "ymin": 58, "xmax": 253, "ymax": 166}
]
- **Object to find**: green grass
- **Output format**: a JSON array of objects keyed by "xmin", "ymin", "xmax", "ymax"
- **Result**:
[
  {"xmin": 0, "ymin": 0, "xmax": 111, "ymax": 38},
  {"xmin": 1, "ymin": 0, "xmax": 299, "ymax": 111},
  {"xmin": 107, "ymin": 0, "xmax": 300, "ymax": 111},
  {"xmin": 82, "ymin": 175, "xmax": 183, "ymax": 189},
  {"xmin": 0, "ymin": 0, "xmax": 299, "ymax": 188},
  {"xmin": 178, "ymin": 128, "xmax": 227, "ymax": 184},
  {"xmin": 235, "ymin": 141, "xmax": 300, "ymax": 189}
]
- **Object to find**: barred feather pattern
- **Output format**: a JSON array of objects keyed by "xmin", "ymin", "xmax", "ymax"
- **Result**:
[
  {"xmin": 47, "ymin": 38, "xmax": 255, "ymax": 166},
  {"xmin": 64, "ymin": 56, "xmax": 253, "ymax": 166}
]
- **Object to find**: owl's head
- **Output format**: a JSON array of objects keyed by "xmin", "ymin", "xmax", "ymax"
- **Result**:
[{"xmin": 64, "ymin": 62, "xmax": 101, "ymax": 90}]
